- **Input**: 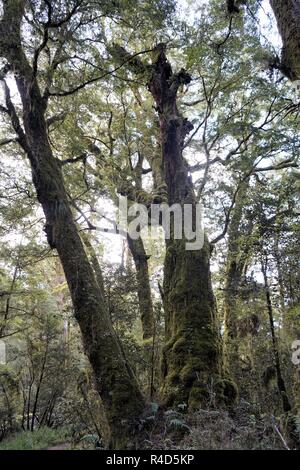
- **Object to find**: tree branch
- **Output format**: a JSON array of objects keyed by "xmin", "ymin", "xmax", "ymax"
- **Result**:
[
  {"xmin": 0, "ymin": 137, "xmax": 19, "ymax": 147},
  {"xmin": 48, "ymin": 48, "xmax": 153, "ymax": 98},
  {"xmin": 0, "ymin": 80, "xmax": 31, "ymax": 156},
  {"xmin": 60, "ymin": 153, "xmax": 87, "ymax": 166},
  {"xmin": 46, "ymin": 111, "xmax": 67, "ymax": 127},
  {"xmin": 210, "ymin": 156, "xmax": 298, "ymax": 244}
]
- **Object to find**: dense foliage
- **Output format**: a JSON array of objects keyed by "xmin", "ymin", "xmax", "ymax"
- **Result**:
[{"xmin": 0, "ymin": 0, "xmax": 299, "ymax": 450}]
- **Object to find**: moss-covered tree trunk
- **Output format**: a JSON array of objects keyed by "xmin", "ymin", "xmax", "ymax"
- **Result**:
[
  {"xmin": 127, "ymin": 233, "xmax": 155, "ymax": 397},
  {"xmin": 125, "ymin": 152, "xmax": 155, "ymax": 341},
  {"xmin": 223, "ymin": 180, "xmax": 252, "ymax": 378},
  {"xmin": 270, "ymin": 0, "xmax": 300, "ymax": 80},
  {"xmin": 0, "ymin": 0, "xmax": 145, "ymax": 449},
  {"xmin": 127, "ymin": 234, "xmax": 154, "ymax": 340},
  {"xmin": 148, "ymin": 46, "xmax": 224, "ymax": 409}
]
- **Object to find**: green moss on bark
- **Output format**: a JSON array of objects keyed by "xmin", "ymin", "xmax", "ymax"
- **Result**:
[{"xmin": 161, "ymin": 237, "xmax": 227, "ymax": 409}]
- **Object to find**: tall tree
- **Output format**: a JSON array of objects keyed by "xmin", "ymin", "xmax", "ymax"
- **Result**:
[
  {"xmin": 111, "ymin": 43, "xmax": 229, "ymax": 408},
  {"xmin": 0, "ymin": 0, "xmax": 145, "ymax": 449},
  {"xmin": 148, "ymin": 46, "xmax": 223, "ymax": 408},
  {"xmin": 222, "ymin": 179, "xmax": 253, "ymax": 378}
]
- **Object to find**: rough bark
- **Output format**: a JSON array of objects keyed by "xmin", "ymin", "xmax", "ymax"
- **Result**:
[
  {"xmin": 127, "ymin": 234, "xmax": 154, "ymax": 340},
  {"xmin": 123, "ymin": 151, "xmax": 155, "ymax": 341},
  {"xmin": 127, "ymin": 233, "xmax": 155, "ymax": 398},
  {"xmin": 270, "ymin": 0, "xmax": 300, "ymax": 80},
  {"xmin": 80, "ymin": 231, "xmax": 106, "ymax": 300},
  {"xmin": 0, "ymin": 0, "xmax": 145, "ymax": 449},
  {"xmin": 223, "ymin": 180, "xmax": 252, "ymax": 378},
  {"xmin": 148, "ymin": 46, "xmax": 234, "ymax": 408}
]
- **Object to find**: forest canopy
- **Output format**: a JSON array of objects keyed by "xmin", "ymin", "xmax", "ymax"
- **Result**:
[{"xmin": 0, "ymin": 0, "xmax": 299, "ymax": 451}]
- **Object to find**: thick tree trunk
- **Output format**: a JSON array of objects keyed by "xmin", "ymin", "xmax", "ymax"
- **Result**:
[
  {"xmin": 270, "ymin": 0, "xmax": 300, "ymax": 80},
  {"xmin": 162, "ymin": 236, "xmax": 224, "ymax": 408},
  {"xmin": 223, "ymin": 180, "xmax": 252, "ymax": 378},
  {"xmin": 0, "ymin": 1, "xmax": 145, "ymax": 449},
  {"xmin": 148, "ymin": 46, "xmax": 232, "ymax": 409}
]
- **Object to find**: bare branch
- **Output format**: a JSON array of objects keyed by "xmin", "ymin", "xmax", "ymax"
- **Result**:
[
  {"xmin": 0, "ymin": 327, "xmax": 30, "ymax": 340},
  {"xmin": 0, "ymin": 137, "xmax": 19, "ymax": 147},
  {"xmin": 48, "ymin": 48, "xmax": 153, "ymax": 98},
  {"xmin": 210, "ymin": 181, "xmax": 244, "ymax": 245},
  {"xmin": 46, "ymin": 111, "xmax": 67, "ymax": 127},
  {"xmin": 253, "ymin": 158, "xmax": 298, "ymax": 173},
  {"xmin": 210, "ymin": 156, "xmax": 298, "ymax": 244},
  {"xmin": 46, "ymin": 0, "xmax": 83, "ymax": 28},
  {"xmin": 0, "ymin": 79, "xmax": 31, "ymax": 156},
  {"xmin": 215, "ymin": 16, "xmax": 234, "ymax": 53},
  {"xmin": 60, "ymin": 153, "xmax": 87, "ymax": 166},
  {"xmin": 0, "ymin": 104, "xmax": 9, "ymax": 114},
  {"xmin": 181, "ymin": 98, "xmax": 205, "ymax": 107}
]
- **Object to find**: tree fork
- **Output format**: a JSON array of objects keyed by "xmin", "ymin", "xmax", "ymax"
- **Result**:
[{"xmin": 148, "ymin": 44, "xmax": 236, "ymax": 408}]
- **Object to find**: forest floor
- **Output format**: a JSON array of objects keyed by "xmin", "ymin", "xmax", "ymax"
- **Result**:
[
  {"xmin": 0, "ymin": 427, "xmax": 70, "ymax": 450},
  {"xmin": 45, "ymin": 443, "xmax": 70, "ymax": 450},
  {"xmin": 0, "ymin": 405, "xmax": 296, "ymax": 450}
]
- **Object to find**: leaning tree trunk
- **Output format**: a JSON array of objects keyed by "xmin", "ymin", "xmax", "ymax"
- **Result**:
[
  {"xmin": 148, "ymin": 46, "xmax": 232, "ymax": 409},
  {"xmin": 127, "ymin": 233, "xmax": 154, "ymax": 341},
  {"xmin": 84, "ymin": 141, "xmax": 155, "ymax": 342},
  {"xmin": 0, "ymin": 0, "xmax": 145, "ymax": 449},
  {"xmin": 270, "ymin": 0, "xmax": 300, "ymax": 80},
  {"xmin": 127, "ymin": 233, "xmax": 155, "ymax": 397}
]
